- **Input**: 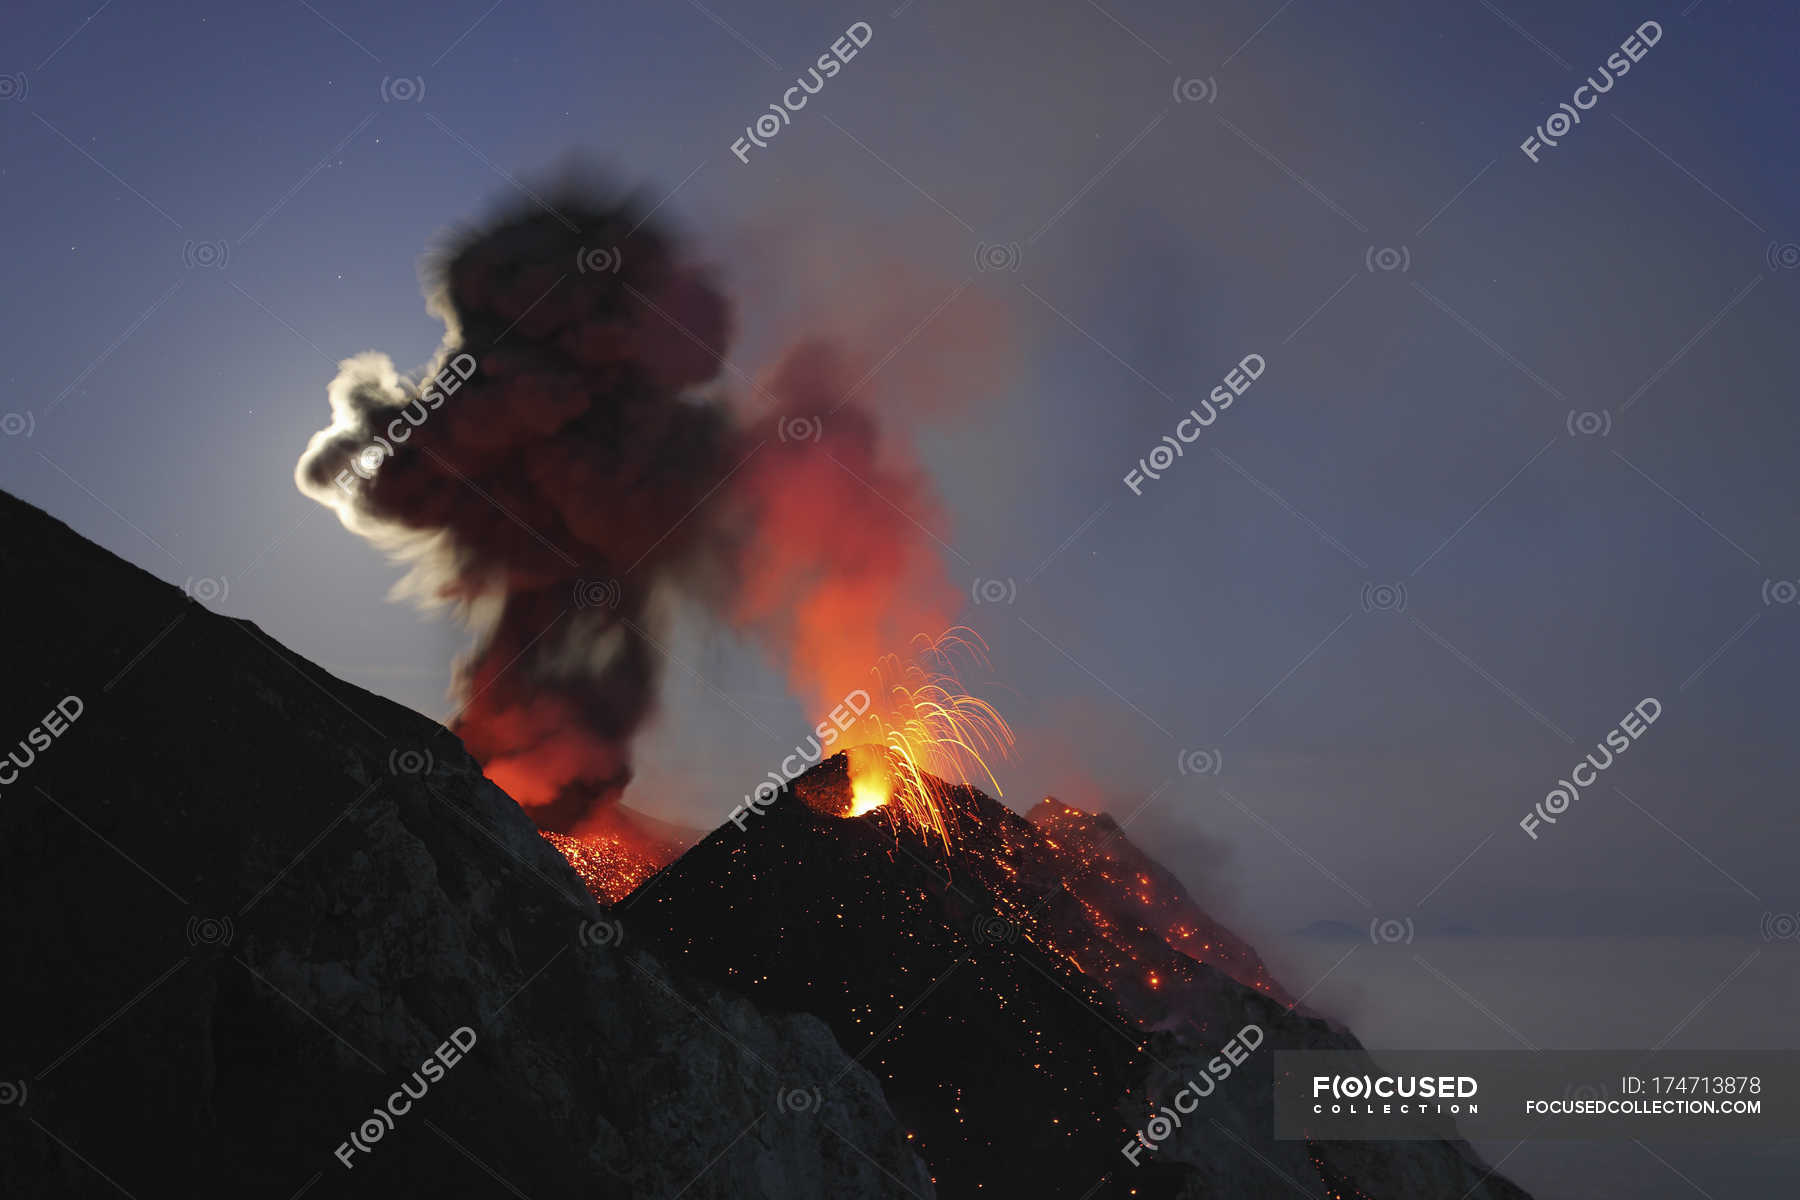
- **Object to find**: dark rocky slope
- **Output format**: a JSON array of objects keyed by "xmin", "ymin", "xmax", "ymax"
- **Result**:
[
  {"xmin": 622, "ymin": 753, "xmax": 1535, "ymax": 1199},
  {"xmin": 0, "ymin": 486, "xmax": 1534, "ymax": 1198},
  {"xmin": 0, "ymin": 489, "xmax": 930, "ymax": 1199}
]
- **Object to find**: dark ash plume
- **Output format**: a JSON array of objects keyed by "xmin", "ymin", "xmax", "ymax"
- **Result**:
[
  {"xmin": 297, "ymin": 174, "xmax": 1001, "ymax": 835},
  {"xmin": 297, "ymin": 183, "xmax": 736, "ymax": 831}
]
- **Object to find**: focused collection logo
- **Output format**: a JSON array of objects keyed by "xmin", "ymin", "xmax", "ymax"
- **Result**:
[{"xmin": 1311, "ymin": 1073, "xmax": 1479, "ymax": 1115}]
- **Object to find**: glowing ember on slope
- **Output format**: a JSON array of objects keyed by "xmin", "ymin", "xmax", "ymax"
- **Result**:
[
  {"xmin": 796, "ymin": 753, "xmax": 1298, "ymax": 1031},
  {"xmin": 795, "ymin": 749, "xmax": 1286, "ymax": 1030},
  {"xmin": 540, "ymin": 805, "xmax": 693, "ymax": 903},
  {"xmin": 541, "ymin": 831, "xmax": 663, "ymax": 904},
  {"xmin": 1026, "ymin": 796, "xmax": 1291, "ymax": 1005}
]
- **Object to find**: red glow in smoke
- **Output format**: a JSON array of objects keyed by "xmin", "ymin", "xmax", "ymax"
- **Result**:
[{"xmin": 296, "ymin": 181, "xmax": 1015, "ymax": 841}]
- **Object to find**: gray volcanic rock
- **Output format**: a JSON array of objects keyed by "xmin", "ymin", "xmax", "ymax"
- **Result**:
[{"xmin": 0, "ymin": 489, "xmax": 931, "ymax": 1199}]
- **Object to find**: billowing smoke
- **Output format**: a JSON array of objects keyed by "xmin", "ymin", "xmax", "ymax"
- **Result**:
[
  {"xmin": 296, "ymin": 180, "xmax": 978, "ymax": 833},
  {"xmin": 726, "ymin": 339, "xmax": 959, "ymax": 713}
]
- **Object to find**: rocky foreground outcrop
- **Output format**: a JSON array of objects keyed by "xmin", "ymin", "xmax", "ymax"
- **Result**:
[
  {"xmin": 0, "ymin": 490, "xmax": 930, "ymax": 1199},
  {"xmin": 0, "ymin": 486, "xmax": 1535, "ymax": 1198}
]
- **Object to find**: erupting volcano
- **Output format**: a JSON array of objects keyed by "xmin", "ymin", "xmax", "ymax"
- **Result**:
[
  {"xmin": 612, "ymin": 750, "xmax": 1531, "ymax": 1198},
  {"xmin": 276, "ymin": 175, "xmax": 1534, "ymax": 1199},
  {"xmin": 294, "ymin": 175, "xmax": 1002, "ymax": 879},
  {"xmin": 546, "ymin": 626, "xmax": 1016, "ymax": 901},
  {"xmin": 792, "ymin": 629, "xmax": 1015, "ymax": 846}
]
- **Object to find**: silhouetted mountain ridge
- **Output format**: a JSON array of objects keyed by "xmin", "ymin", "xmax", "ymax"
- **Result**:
[
  {"xmin": 0, "ymin": 488, "xmax": 1531, "ymax": 1198},
  {"xmin": 0, "ymin": 489, "xmax": 928, "ymax": 1199},
  {"xmin": 620, "ymin": 751, "xmax": 1534, "ymax": 1198}
]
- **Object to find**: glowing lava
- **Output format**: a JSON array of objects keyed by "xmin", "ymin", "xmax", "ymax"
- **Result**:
[
  {"xmin": 846, "ymin": 628, "xmax": 1014, "ymax": 847},
  {"xmin": 541, "ymin": 830, "xmax": 665, "ymax": 903},
  {"xmin": 547, "ymin": 628, "xmax": 1011, "ymax": 898},
  {"xmin": 847, "ymin": 748, "xmax": 893, "ymax": 815},
  {"xmin": 540, "ymin": 807, "xmax": 692, "ymax": 904}
]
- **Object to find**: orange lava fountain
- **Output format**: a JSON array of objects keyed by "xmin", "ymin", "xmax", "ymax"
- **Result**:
[
  {"xmin": 545, "ymin": 628, "xmax": 1012, "ymax": 900},
  {"xmin": 839, "ymin": 628, "xmax": 1014, "ymax": 848}
]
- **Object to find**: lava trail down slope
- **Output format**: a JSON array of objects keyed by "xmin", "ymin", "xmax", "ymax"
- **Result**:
[{"xmin": 615, "ymin": 752, "xmax": 1534, "ymax": 1198}]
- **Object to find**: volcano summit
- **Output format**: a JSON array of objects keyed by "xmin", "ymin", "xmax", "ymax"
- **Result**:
[{"xmin": 0, "ymin": 489, "xmax": 1532, "ymax": 1198}]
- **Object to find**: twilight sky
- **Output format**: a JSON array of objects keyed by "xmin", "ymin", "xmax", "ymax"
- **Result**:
[{"xmin": 4, "ymin": 2, "xmax": 1797, "ymax": 1194}]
